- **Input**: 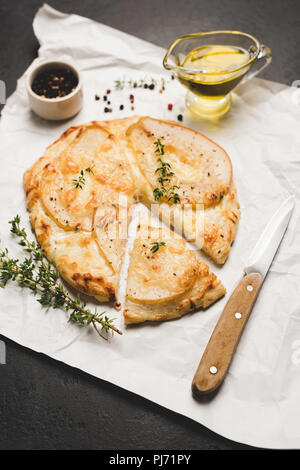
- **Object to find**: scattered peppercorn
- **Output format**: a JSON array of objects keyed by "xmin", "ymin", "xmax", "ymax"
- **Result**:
[
  {"xmin": 131, "ymin": 105, "xmax": 135, "ymax": 111},
  {"xmin": 106, "ymin": 89, "xmax": 111, "ymax": 94},
  {"xmin": 168, "ymin": 103, "xmax": 173, "ymax": 111},
  {"xmin": 177, "ymin": 114, "xmax": 183, "ymax": 122},
  {"xmin": 103, "ymin": 95, "xmax": 107, "ymax": 101},
  {"xmin": 149, "ymin": 83, "xmax": 155, "ymax": 90},
  {"xmin": 120, "ymin": 105, "xmax": 124, "ymax": 110},
  {"xmin": 31, "ymin": 68, "xmax": 78, "ymax": 99},
  {"xmin": 144, "ymin": 84, "xmax": 148, "ymax": 89},
  {"xmin": 104, "ymin": 107, "xmax": 112, "ymax": 113},
  {"xmin": 95, "ymin": 94, "xmax": 100, "ymax": 101},
  {"xmin": 107, "ymin": 101, "xmax": 111, "ymax": 105}
]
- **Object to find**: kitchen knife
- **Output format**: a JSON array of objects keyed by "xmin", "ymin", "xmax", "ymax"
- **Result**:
[{"xmin": 192, "ymin": 195, "xmax": 295, "ymax": 397}]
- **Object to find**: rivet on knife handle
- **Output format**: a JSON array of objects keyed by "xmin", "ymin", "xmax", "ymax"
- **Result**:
[{"xmin": 192, "ymin": 272, "xmax": 263, "ymax": 397}]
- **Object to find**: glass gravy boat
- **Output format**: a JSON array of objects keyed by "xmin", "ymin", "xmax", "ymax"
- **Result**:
[{"xmin": 163, "ymin": 30, "xmax": 272, "ymax": 119}]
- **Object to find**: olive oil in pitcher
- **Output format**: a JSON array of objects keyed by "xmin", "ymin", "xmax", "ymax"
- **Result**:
[
  {"xmin": 179, "ymin": 45, "xmax": 250, "ymax": 99},
  {"xmin": 164, "ymin": 31, "xmax": 272, "ymax": 118}
]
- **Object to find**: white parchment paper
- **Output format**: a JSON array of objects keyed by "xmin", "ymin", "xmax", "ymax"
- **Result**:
[{"xmin": 1, "ymin": 4, "xmax": 300, "ymax": 449}]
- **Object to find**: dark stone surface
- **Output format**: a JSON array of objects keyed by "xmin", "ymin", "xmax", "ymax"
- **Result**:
[{"xmin": 0, "ymin": 0, "xmax": 299, "ymax": 450}]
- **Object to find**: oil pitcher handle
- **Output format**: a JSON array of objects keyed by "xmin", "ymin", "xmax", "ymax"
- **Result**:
[{"xmin": 241, "ymin": 44, "xmax": 272, "ymax": 83}]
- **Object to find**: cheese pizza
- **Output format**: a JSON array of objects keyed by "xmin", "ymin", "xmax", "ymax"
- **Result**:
[{"xmin": 24, "ymin": 116, "xmax": 240, "ymax": 322}]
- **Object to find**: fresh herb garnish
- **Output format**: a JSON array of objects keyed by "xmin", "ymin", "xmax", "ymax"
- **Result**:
[
  {"xmin": 72, "ymin": 166, "xmax": 94, "ymax": 189},
  {"xmin": 154, "ymin": 139, "xmax": 165, "ymax": 156},
  {"xmin": 152, "ymin": 138, "xmax": 180, "ymax": 204},
  {"xmin": 72, "ymin": 169, "xmax": 86, "ymax": 189},
  {"xmin": 153, "ymin": 187, "xmax": 166, "ymax": 201},
  {"xmin": 150, "ymin": 241, "xmax": 166, "ymax": 253},
  {"xmin": 166, "ymin": 186, "xmax": 181, "ymax": 203},
  {"xmin": 85, "ymin": 166, "xmax": 94, "ymax": 173},
  {"xmin": 0, "ymin": 216, "xmax": 122, "ymax": 342}
]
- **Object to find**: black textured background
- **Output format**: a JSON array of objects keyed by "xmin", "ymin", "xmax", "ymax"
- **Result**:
[{"xmin": 0, "ymin": 0, "xmax": 299, "ymax": 451}]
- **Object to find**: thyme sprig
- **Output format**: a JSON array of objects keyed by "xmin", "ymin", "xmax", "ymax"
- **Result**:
[
  {"xmin": 153, "ymin": 138, "xmax": 181, "ymax": 204},
  {"xmin": 154, "ymin": 139, "xmax": 166, "ymax": 156},
  {"xmin": 72, "ymin": 166, "xmax": 94, "ymax": 189},
  {"xmin": 0, "ymin": 216, "xmax": 122, "ymax": 342},
  {"xmin": 150, "ymin": 241, "xmax": 166, "ymax": 254}
]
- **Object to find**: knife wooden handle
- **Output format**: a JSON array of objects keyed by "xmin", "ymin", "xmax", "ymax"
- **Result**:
[{"xmin": 192, "ymin": 272, "xmax": 263, "ymax": 397}]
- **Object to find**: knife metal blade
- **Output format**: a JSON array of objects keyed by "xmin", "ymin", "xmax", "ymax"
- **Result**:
[
  {"xmin": 244, "ymin": 195, "xmax": 295, "ymax": 279},
  {"xmin": 192, "ymin": 195, "xmax": 295, "ymax": 396}
]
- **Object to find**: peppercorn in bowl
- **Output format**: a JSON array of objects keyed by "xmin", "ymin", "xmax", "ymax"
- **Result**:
[{"xmin": 26, "ymin": 59, "xmax": 83, "ymax": 120}]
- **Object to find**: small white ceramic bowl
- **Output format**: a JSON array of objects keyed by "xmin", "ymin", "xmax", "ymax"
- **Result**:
[{"xmin": 26, "ymin": 59, "xmax": 83, "ymax": 121}]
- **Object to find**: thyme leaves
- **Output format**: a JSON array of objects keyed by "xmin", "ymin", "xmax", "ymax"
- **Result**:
[
  {"xmin": 150, "ymin": 241, "xmax": 166, "ymax": 254},
  {"xmin": 0, "ymin": 216, "xmax": 121, "ymax": 342},
  {"xmin": 72, "ymin": 166, "xmax": 94, "ymax": 190},
  {"xmin": 152, "ymin": 138, "xmax": 180, "ymax": 204}
]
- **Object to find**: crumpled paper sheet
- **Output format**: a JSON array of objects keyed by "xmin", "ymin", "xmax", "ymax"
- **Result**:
[{"xmin": 1, "ymin": 3, "xmax": 300, "ymax": 449}]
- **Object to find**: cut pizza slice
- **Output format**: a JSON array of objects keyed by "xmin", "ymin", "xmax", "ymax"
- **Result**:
[
  {"xmin": 126, "ymin": 116, "xmax": 240, "ymax": 264},
  {"xmin": 123, "ymin": 222, "xmax": 226, "ymax": 325},
  {"xmin": 24, "ymin": 121, "xmax": 136, "ymax": 303},
  {"xmin": 152, "ymin": 184, "xmax": 240, "ymax": 264},
  {"xmin": 126, "ymin": 116, "xmax": 232, "ymax": 206},
  {"xmin": 93, "ymin": 190, "xmax": 134, "ymax": 275},
  {"xmin": 38, "ymin": 122, "xmax": 135, "ymax": 232},
  {"xmin": 29, "ymin": 201, "xmax": 118, "ymax": 302}
]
